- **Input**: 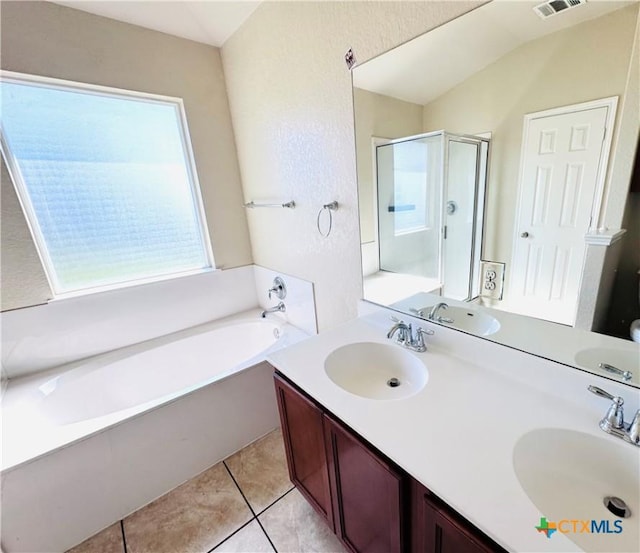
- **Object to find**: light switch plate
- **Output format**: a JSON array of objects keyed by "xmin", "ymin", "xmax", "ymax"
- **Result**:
[{"xmin": 480, "ymin": 261, "xmax": 505, "ymax": 300}]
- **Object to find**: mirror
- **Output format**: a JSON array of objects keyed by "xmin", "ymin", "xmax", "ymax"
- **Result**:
[{"xmin": 353, "ymin": 0, "xmax": 640, "ymax": 387}]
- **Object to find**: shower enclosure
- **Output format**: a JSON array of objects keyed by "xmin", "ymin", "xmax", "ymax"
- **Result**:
[{"xmin": 374, "ymin": 131, "xmax": 489, "ymax": 302}]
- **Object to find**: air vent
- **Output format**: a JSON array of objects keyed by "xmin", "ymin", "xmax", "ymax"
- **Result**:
[{"xmin": 534, "ymin": 0, "xmax": 587, "ymax": 19}]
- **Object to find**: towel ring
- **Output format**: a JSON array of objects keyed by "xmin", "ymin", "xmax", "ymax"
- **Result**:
[{"xmin": 317, "ymin": 201, "xmax": 339, "ymax": 237}]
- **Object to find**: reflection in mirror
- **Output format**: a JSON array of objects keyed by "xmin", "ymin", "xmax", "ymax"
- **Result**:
[
  {"xmin": 367, "ymin": 132, "xmax": 488, "ymax": 304},
  {"xmin": 353, "ymin": 0, "xmax": 640, "ymax": 387}
]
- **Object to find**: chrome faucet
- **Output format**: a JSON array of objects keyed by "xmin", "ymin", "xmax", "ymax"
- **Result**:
[
  {"xmin": 387, "ymin": 320, "xmax": 411, "ymax": 344},
  {"xmin": 428, "ymin": 302, "xmax": 453, "ymax": 324},
  {"xmin": 588, "ymin": 385, "xmax": 640, "ymax": 447},
  {"xmin": 387, "ymin": 318, "xmax": 433, "ymax": 352},
  {"xmin": 261, "ymin": 301, "xmax": 286, "ymax": 318}
]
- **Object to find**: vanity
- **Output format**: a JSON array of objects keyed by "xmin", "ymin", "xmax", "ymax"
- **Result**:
[
  {"xmin": 266, "ymin": 306, "xmax": 640, "ymax": 553},
  {"xmin": 273, "ymin": 370, "xmax": 505, "ymax": 553}
]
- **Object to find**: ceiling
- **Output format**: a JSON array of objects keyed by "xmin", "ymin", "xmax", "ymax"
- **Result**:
[
  {"xmin": 52, "ymin": 1, "xmax": 262, "ymax": 47},
  {"xmin": 353, "ymin": 0, "xmax": 635, "ymax": 106}
]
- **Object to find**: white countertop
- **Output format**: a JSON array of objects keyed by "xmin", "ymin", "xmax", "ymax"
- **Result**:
[{"xmin": 267, "ymin": 306, "xmax": 640, "ymax": 553}]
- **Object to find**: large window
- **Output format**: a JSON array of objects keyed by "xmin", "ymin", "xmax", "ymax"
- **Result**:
[{"xmin": 0, "ymin": 72, "xmax": 213, "ymax": 297}]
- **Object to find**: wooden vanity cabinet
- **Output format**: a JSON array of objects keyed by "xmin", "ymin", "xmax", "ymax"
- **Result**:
[
  {"xmin": 273, "ymin": 372, "xmax": 334, "ymax": 529},
  {"xmin": 411, "ymin": 481, "xmax": 507, "ymax": 553},
  {"xmin": 274, "ymin": 371, "xmax": 405, "ymax": 552},
  {"xmin": 324, "ymin": 414, "xmax": 405, "ymax": 553},
  {"xmin": 274, "ymin": 370, "xmax": 507, "ymax": 553}
]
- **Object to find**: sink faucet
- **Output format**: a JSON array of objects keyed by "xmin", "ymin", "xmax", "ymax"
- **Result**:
[
  {"xmin": 387, "ymin": 318, "xmax": 433, "ymax": 352},
  {"xmin": 588, "ymin": 385, "xmax": 640, "ymax": 447},
  {"xmin": 261, "ymin": 301, "xmax": 286, "ymax": 318},
  {"xmin": 428, "ymin": 302, "xmax": 453, "ymax": 324}
]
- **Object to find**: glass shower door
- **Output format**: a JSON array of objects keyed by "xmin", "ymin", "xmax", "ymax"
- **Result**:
[
  {"xmin": 376, "ymin": 134, "xmax": 443, "ymax": 290},
  {"xmin": 442, "ymin": 136, "xmax": 487, "ymax": 301}
]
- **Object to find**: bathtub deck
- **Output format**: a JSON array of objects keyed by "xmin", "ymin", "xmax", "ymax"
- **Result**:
[{"xmin": 67, "ymin": 429, "xmax": 347, "ymax": 553}]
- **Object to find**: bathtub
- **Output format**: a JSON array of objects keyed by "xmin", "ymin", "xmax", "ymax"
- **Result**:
[
  {"xmin": 1, "ymin": 309, "xmax": 307, "ymax": 552},
  {"xmin": 39, "ymin": 318, "xmax": 286, "ymax": 425}
]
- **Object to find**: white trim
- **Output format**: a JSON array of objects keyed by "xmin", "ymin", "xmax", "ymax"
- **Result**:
[
  {"xmin": 0, "ymin": 70, "xmax": 186, "ymax": 106},
  {"xmin": 174, "ymin": 98, "xmax": 216, "ymax": 268},
  {"xmin": 584, "ymin": 228, "xmax": 626, "ymax": 246},
  {"xmin": 48, "ymin": 267, "xmax": 217, "ymax": 302},
  {"xmin": 0, "ymin": 131, "xmax": 59, "ymax": 295},
  {"xmin": 0, "ymin": 70, "xmax": 216, "ymax": 298}
]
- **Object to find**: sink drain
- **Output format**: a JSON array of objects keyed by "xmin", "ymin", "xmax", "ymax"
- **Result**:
[
  {"xmin": 604, "ymin": 496, "xmax": 632, "ymax": 518},
  {"xmin": 387, "ymin": 377, "xmax": 401, "ymax": 388}
]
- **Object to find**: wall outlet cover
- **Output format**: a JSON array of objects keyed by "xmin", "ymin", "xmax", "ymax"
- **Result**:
[{"xmin": 480, "ymin": 261, "xmax": 505, "ymax": 300}]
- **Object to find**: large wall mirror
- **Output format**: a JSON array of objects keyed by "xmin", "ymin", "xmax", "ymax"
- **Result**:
[{"xmin": 353, "ymin": 0, "xmax": 640, "ymax": 387}]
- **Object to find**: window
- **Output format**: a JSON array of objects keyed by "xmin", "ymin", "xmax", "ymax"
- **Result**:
[
  {"xmin": 378, "ymin": 139, "xmax": 434, "ymax": 236},
  {"xmin": 0, "ymin": 72, "xmax": 213, "ymax": 297}
]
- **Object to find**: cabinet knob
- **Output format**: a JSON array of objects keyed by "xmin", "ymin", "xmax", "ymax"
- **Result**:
[{"xmin": 520, "ymin": 232, "xmax": 529, "ymax": 238}]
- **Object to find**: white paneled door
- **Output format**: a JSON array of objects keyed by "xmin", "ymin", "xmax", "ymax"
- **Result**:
[{"xmin": 510, "ymin": 100, "xmax": 615, "ymax": 325}]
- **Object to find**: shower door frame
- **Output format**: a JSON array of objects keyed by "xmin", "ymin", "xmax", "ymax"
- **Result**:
[{"xmin": 442, "ymin": 132, "xmax": 491, "ymax": 301}]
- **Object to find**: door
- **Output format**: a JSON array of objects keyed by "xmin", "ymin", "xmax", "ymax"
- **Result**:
[
  {"xmin": 324, "ymin": 415, "xmax": 404, "ymax": 553},
  {"xmin": 510, "ymin": 101, "xmax": 614, "ymax": 325},
  {"xmin": 273, "ymin": 373, "xmax": 334, "ymax": 529},
  {"xmin": 411, "ymin": 480, "xmax": 506, "ymax": 553}
]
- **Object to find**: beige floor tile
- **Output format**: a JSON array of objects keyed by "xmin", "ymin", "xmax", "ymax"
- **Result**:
[
  {"xmin": 212, "ymin": 520, "xmax": 274, "ymax": 552},
  {"xmin": 123, "ymin": 462, "xmax": 252, "ymax": 553},
  {"xmin": 259, "ymin": 489, "xmax": 347, "ymax": 553},
  {"xmin": 225, "ymin": 428, "xmax": 293, "ymax": 513},
  {"xmin": 66, "ymin": 523, "xmax": 124, "ymax": 553}
]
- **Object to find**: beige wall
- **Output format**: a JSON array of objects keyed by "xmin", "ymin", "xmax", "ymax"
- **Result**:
[
  {"xmin": 421, "ymin": 4, "xmax": 638, "ymax": 280},
  {"xmin": 353, "ymin": 88, "xmax": 424, "ymax": 244},
  {"xmin": 222, "ymin": 1, "xmax": 480, "ymax": 331},
  {"xmin": 0, "ymin": 1, "xmax": 252, "ymax": 311}
]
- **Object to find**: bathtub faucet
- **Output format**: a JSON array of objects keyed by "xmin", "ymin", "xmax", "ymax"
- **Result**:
[{"xmin": 261, "ymin": 301, "xmax": 286, "ymax": 318}]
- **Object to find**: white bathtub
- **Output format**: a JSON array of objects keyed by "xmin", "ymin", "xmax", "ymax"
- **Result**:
[
  {"xmin": 1, "ymin": 309, "xmax": 307, "ymax": 552},
  {"xmin": 39, "ymin": 319, "xmax": 285, "ymax": 425}
]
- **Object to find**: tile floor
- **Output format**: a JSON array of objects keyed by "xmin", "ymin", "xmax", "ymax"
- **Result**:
[{"xmin": 67, "ymin": 429, "xmax": 347, "ymax": 553}]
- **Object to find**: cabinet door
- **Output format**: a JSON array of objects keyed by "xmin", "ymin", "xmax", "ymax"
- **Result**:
[
  {"xmin": 412, "ymin": 480, "xmax": 506, "ymax": 553},
  {"xmin": 324, "ymin": 415, "xmax": 405, "ymax": 553},
  {"xmin": 273, "ymin": 372, "xmax": 334, "ymax": 529}
]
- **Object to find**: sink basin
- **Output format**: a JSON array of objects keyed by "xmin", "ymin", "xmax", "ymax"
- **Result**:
[
  {"xmin": 324, "ymin": 342, "xmax": 428, "ymax": 400},
  {"xmin": 420, "ymin": 305, "xmax": 500, "ymax": 336},
  {"xmin": 513, "ymin": 428, "xmax": 639, "ymax": 552},
  {"xmin": 574, "ymin": 347, "xmax": 639, "ymax": 385}
]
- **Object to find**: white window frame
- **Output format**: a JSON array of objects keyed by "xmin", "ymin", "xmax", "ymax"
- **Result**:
[{"xmin": 0, "ymin": 70, "xmax": 215, "ymax": 300}]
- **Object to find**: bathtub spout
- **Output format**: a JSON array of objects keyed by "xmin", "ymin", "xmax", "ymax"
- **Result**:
[{"xmin": 261, "ymin": 301, "xmax": 286, "ymax": 318}]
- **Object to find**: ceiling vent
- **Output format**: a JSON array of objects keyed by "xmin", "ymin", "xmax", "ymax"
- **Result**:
[{"xmin": 534, "ymin": 0, "xmax": 587, "ymax": 19}]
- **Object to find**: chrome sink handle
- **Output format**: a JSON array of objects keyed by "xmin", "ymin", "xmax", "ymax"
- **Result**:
[
  {"xmin": 588, "ymin": 385, "xmax": 640, "ymax": 447},
  {"xmin": 411, "ymin": 327, "xmax": 435, "ymax": 352},
  {"xmin": 598, "ymin": 363, "xmax": 632, "ymax": 382},
  {"xmin": 588, "ymin": 385, "xmax": 624, "ymax": 430},
  {"xmin": 588, "ymin": 385, "xmax": 619, "ymax": 401}
]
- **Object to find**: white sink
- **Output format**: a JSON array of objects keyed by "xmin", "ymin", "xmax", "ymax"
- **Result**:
[
  {"xmin": 421, "ymin": 305, "xmax": 500, "ymax": 336},
  {"xmin": 324, "ymin": 342, "xmax": 428, "ymax": 400},
  {"xmin": 513, "ymin": 428, "xmax": 639, "ymax": 552},
  {"xmin": 574, "ymin": 347, "xmax": 639, "ymax": 385}
]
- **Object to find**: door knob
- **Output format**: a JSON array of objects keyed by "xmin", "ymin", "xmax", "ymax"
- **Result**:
[{"xmin": 521, "ymin": 232, "xmax": 529, "ymax": 238}]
